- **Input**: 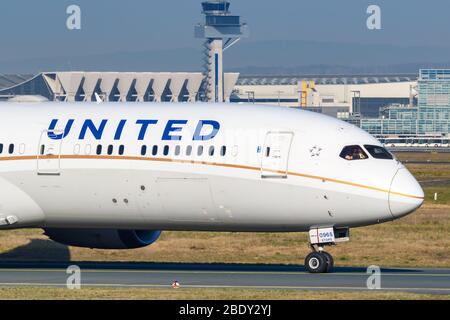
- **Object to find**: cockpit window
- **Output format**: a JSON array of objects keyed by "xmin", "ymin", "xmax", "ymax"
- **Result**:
[
  {"xmin": 340, "ymin": 145, "xmax": 368, "ymax": 161},
  {"xmin": 364, "ymin": 145, "xmax": 394, "ymax": 160}
]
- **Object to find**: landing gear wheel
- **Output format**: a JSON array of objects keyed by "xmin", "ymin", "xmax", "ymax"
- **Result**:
[
  {"xmin": 322, "ymin": 251, "xmax": 334, "ymax": 273},
  {"xmin": 305, "ymin": 252, "xmax": 327, "ymax": 273}
]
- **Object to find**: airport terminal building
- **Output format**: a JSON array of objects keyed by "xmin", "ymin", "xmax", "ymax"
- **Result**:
[
  {"xmin": 0, "ymin": 72, "xmax": 416, "ymax": 118},
  {"xmin": 353, "ymin": 69, "xmax": 450, "ymax": 138},
  {"xmin": 232, "ymin": 74, "xmax": 417, "ymax": 119},
  {"xmin": 0, "ymin": 72, "xmax": 238, "ymax": 103}
]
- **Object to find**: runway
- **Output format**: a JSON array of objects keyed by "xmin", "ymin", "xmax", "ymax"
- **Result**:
[{"xmin": 0, "ymin": 262, "xmax": 449, "ymax": 295}]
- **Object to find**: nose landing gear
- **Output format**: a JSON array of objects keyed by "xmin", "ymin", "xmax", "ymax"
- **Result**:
[
  {"xmin": 305, "ymin": 227, "xmax": 348, "ymax": 273},
  {"xmin": 305, "ymin": 247, "xmax": 334, "ymax": 273}
]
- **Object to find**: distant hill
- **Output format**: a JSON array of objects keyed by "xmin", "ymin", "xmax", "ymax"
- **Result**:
[
  {"xmin": 2, "ymin": 40, "xmax": 450, "ymax": 74},
  {"xmin": 231, "ymin": 63, "xmax": 450, "ymax": 75},
  {"xmin": 226, "ymin": 40, "xmax": 450, "ymax": 74}
]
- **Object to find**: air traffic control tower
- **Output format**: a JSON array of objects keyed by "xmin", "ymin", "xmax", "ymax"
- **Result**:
[{"xmin": 195, "ymin": 1, "xmax": 249, "ymax": 102}]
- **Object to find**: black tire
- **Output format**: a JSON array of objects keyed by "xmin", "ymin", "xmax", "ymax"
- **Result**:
[
  {"xmin": 322, "ymin": 252, "xmax": 334, "ymax": 273},
  {"xmin": 305, "ymin": 252, "xmax": 327, "ymax": 273}
]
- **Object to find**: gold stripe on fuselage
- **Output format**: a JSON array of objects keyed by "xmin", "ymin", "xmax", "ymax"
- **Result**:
[{"xmin": 0, "ymin": 154, "xmax": 424, "ymax": 200}]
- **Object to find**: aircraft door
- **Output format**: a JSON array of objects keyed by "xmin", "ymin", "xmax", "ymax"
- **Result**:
[
  {"xmin": 37, "ymin": 130, "xmax": 62, "ymax": 176},
  {"xmin": 261, "ymin": 131, "xmax": 294, "ymax": 179}
]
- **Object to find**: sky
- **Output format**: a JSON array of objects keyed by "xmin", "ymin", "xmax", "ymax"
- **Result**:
[{"xmin": 1, "ymin": 0, "xmax": 450, "ymax": 70}]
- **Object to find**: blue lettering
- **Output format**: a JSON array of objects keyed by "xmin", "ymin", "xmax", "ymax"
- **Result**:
[
  {"xmin": 193, "ymin": 120, "xmax": 220, "ymax": 141},
  {"xmin": 79, "ymin": 119, "xmax": 108, "ymax": 140},
  {"xmin": 48, "ymin": 119, "xmax": 74, "ymax": 140},
  {"xmin": 136, "ymin": 120, "xmax": 158, "ymax": 140},
  {"xmin": 114, "ymin": 119, "xmax": 127, "ymax": 140},
  {"xmin": 162, "ymin": 120, "xmax": 188, "ymax": 141},
  {"xmin": 48, "ymin": 119, "xmax": 221, "ymax": 142}
]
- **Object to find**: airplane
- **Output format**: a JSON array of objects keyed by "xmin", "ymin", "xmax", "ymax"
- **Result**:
[{"xmin": 0, "ymin": 102, "xmax": 424, "ymax": 273}]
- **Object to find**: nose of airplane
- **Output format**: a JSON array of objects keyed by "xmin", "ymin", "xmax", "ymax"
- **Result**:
[{"xmin": 389, "ymin": 168, "xmax": 424, "ymax": 219}]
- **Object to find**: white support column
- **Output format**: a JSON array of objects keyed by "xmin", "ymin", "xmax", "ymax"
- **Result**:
[
  {"xmin": 42, "ymin": 73, "xmax": 64, "ymax": 100},
  {"xmin": 169, "ymin": 73, "xmax": 188, "ymax": 102},
  {"xmin": 117, "ymin": 73, "xmax": 136, "ymax": 102},
  {"xmin": 152, "ymin": 73, "xmax": 170, "ymax": 103},
  {"xmin": 207, "ymin": 39, "xmax": 224, "ymax": 103},
  {"xmin": 57, "ymin": 72, "xmax": 84, "ymax": 102},
  {"xmin": 224, "ymin": 73, "xmax": 240, "ymax": 102},
  {"xmin": 135, "ymin": 73, "xmax": 154, "ymax": 102},
  {"xmin": 186, "ymin": 73, "xmax": 204, "ymax": 102},
  {"xmin": 82, "ymin": 72, "xmax": 100, "ymax": 102},
  {"xmin": 99, "ymin": 73, "xmax": 119, "ymax": 102}
]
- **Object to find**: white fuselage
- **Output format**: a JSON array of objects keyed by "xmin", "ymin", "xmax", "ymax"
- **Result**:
[{"xmin": 0, "ymin": 102, "xmax": 423, "ymax": 232}]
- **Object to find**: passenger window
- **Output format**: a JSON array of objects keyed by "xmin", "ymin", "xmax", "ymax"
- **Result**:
[
  {"xmin": 175, "ymin": 145, "xmax": 181, "ymax": 156},
  {"xmin": 96, "ymin": 145, "xmax": 102, "ymax": 155},
  {"xmin": 152, "ymin": 145, "xmax": 158, "ymax": 156},
  {"xmin": 220, "ymin": 146, "xmax": 226, "ymax": 156},
  {"xmin": 141, "ymin": 145, "xmax": 147, "ymax": 156},
  {"xmin": 40, "ymin": 144, "xmax": 45, "ymax": 155},
  {"xmin": 0, "ymin": 144, "xmax": 3, "ymax": 154},
  {"xmin": 85, "ymin": 144, "xmax": 91, "ymax": 155},
  {"xmin": 198, "ymin": 146, "xmax": 204, "ymax": 156},
  {"xmin": 118, "ymin": 145, "xmax": 125, "ymax": 155},
  {"xmin": 186, "ymin": 145, "xmax": 193, "ymax": 156},
  {"xmin": 107, "ymin": 145, "xmax": 114, "ymax": 155},
  {"xmin": 19, "ymin": 143, "xmax": 25, "ymax": 154},
  {"xmin": 8, "ymin": 144, "xmax": 14, "ymax": 154},
  {"xmin": 209, "ymin": 146, "xmax": 215, "ymax": 156},
  {"xmin": 74, "ymin": 144, "xmax": 81, "ymax": 155},
  {"xmin": 163, "ymin": 145, "xmax": 169, "ymax": 156},
  {"xmin": 340, "ymin": 145, "xmax": 368, "ymax": 161},
  {"xmin": 265, "ymin": 147, "xmax": 271, "ymax": 157},
  {"xmin": 364, "ymin": 145, "xmax": 394, "ymax": 160},
  {"xmin": 232, "ymin": 145, "xmax": 238, "ymax": 157}
]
